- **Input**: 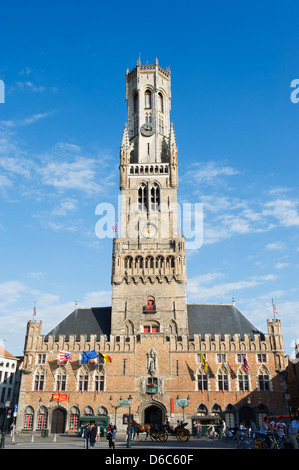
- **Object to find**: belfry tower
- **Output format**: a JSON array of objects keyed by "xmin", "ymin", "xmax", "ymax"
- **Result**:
[{"xmin": 111, "ymin": 58, "xmax": 188, "ymax": 337}]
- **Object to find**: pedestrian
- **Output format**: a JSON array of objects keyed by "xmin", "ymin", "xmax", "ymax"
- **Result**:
[
  {"xmin": 82, "ymin": 423, "xmax": 91, "ymax": 449},
  {"xmin": 195, "ymin": 422, "xmax": 201, "ymax": 438},
  {"xmin": 277, "ymin": 417, "xmax": 287, "ymax": 440},
  {"xmin": 249, "ymin": 419, "xmax": 258, "ymax": 439},
  {"xmin": 220, "ymin": 419, "xmax": 226, "ymax": 438},
  {"xmin": 271, "ymin": 417, "xmax": 280, "ymax": 441},
  {"xmin": 288, "ymin": 415, "xmax": 299, "ymax": 449},
  {"xmin": 89, "ymin": 422, "xmax": 97, "ymax": 449},
  {"xmin": 111, "ymin": 425, "xmax": 117, "ymax": 448},
  {"xmin": 96, "ymin": 424, "xmax": 100, "ymax": 441},
  {"xmin": 260, "ymin": 416, "xmax": 271, "ymax": 449},
  {"xmin": 107, "ymin": 425, "xmax": 117, "ymax": 449}
]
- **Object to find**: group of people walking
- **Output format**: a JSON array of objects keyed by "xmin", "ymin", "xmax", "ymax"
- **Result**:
[{"xmin": 82, "ymin": 423, "xmax": 117, "ymax": 449}]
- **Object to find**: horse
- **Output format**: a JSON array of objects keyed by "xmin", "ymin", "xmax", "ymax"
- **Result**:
[{"xmin": 130, "ymin": 419, "xmax": 153, "ymax": 441}]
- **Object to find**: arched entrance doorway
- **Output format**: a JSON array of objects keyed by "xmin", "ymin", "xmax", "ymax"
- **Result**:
[
  {"xmin": 144, "ymin": 405, "xmax": 163, "ymax": 427},
  {"xmin": 51, "ymin": 407, "xmax": 66, "ymax": 434},
  {"xmin": 238, "ymin": 405, "xmax": 253, "ymax": 427}
]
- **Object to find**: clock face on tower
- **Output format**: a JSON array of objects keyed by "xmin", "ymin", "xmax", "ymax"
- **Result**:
[
  {"xmin": 140, "ymin": 123, "xmax": 155, "ymax": 137},
  {"xmin": 141, "ymin": 222, "xmax": 157, "ymax": 238}
]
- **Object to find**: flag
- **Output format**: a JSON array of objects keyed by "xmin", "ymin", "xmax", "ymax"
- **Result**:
[
  {"xmin": 273, "ymin": 303, "xmax": 278, "ymax": 315},
  {"xmin": 59, "ymin": 351, "xmax": 72, "ymax": 363},
  {"xmin": 33, "ymin": 303, "xmax": 37, "ymax": 317},
  {"xmin": 243, "ymin": 355, "xmax": 250, "ymax": 373},
  {"xmin": 112, "ymin": 222, "xmax": 118, "ymax": 233},
  {"xmin": 98, "ymin": 352, "xmax": 112, "ymax": 364},
  {"xmin": 82, "ymin": 349, "xmax": 98, "ymax": 363},
  {"xmin": 202, "ymin": 353, "xmax": 208, "ymax": 373}
]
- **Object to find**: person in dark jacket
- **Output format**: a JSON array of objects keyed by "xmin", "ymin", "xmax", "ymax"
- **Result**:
[
  {"xmin": 83, "ymin": 424, "xmax": 91, "ymax": 449},
  {"xmin": 89, "ymin": 423, "xmax": 97, "ymax": 448}
]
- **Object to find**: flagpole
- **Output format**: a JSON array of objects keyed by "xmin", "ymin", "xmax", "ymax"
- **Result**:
[{"xmin": 272, "ymin": 298, "xmax": 275, "ymax": 321}]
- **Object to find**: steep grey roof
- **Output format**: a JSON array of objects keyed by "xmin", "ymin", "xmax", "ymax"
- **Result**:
[
  {"xmin": 187, "ymin": 303, "xmax": 264, "ymax": 340},
  {"xmin": 45, "ymin": 307, "xmax": 111, "ymax": 342},
  {"xmin": 44, "ymin": 303, "xmax": 264, "ymax": 342}
]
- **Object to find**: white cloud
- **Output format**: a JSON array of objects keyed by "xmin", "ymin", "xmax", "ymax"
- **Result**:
[
  {"xmin": 187, "ymin": 272, "xmax": 277, "ymax": 302},
  {"xmin": 262, "ymin": 199, "xmax": 299, "ymax": 227},
  {"xmin": 266, "ymin": 241, "xmax": 286, "ymax": 251},
  {"xmin": 0, "ymin": 281, "xmax": 27, "ymax": 309},
  {"xmin": 185, "ymin": 161, "xmax": 240, "ymax": 187},
  {"xmin": 274, "ymin": 262, "xmax": 289, "ymax": 269}
]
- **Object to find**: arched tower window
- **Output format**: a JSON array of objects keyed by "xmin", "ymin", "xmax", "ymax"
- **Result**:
[
  {"xmin": 145, "ymin": 89, "xmax": 152, "ymax": 109},
  {"xmin": 138, "ymin": 183, "xmax": 148, "ymax": 211},
  {"xmin": 151, "ymin": 183, "xmax": 160, "ymax": 211},
  {"xmin": 158, "ymin": 92, "xmax": 163, "ymax": 113},
  {"xmin": 133, "ymin": 92, "xmax": 138, "ymax": 114}
]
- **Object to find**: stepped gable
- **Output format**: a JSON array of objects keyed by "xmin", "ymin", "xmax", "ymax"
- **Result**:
[
  {"xmin": 45, "ymin": 306, "xmax": 111, "ymax": 342},
  {"xmin": 187, "ymin": 303, "xmax": 264, "ymax": 340}
]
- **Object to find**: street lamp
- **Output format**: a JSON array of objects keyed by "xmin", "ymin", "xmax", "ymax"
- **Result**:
[
  {"xmin": 118, "ymin": 394, "xmax": 133, "ymax": 447},
  {"xmin": 176, "ymin": 395, "xmax": 190, "ymax": 423},
  {"xmin": 109, "ymin": 396, "xmax": 118, "ymax": 428},
  {"xmin": 127, "ymin": 395, "xmax": 133, "ymax": 448}
]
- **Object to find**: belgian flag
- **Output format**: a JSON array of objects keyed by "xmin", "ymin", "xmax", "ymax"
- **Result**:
[{"xmin": 98, "ymin": 353, "xmax": 112, "ymax": 364}]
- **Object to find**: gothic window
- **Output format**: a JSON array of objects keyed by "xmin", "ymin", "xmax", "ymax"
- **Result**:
[
  {"xmin": 138, "ymin": 183, "xmax": 148, "ymax": 211},
  {"xmin": 23, "ymin": 406, "xmax": 34, "ymax": 430},
  {"xmin": 217, "ymin": 370, "xmax": 229, "ymax": 391},
  {"xmin": 158, "ymin": 92, "xmax": 164, "ymax": 113},
  {"xmin": 37, "ymin": 406, "xmax": 48, "ymax": 430},
  {"xmin": 156, "ymin": 256, "xmax": 164, "ymax": 269},
  {"xmin": 125, "ymin": 321, "xmax": 134, "ymax": 336},
  {"xmin": 151, "ymin": 183, "xmax": 160, "ymax": 211},
  {"xmin": 133, "ymin": 92, "xmax": 138, "ymax": 114},
  {"xmin": 224, "ymin": 404, "xmax": 236, "ymax": 428},
  {"xmin": 34, "ymin": 367, "xmax": 45, "ymax": 391},
  {"xmin": 166, "ymin": 256, "xmax": 175, "ymax": 271},
  {"xmin": 145, "ymin": 89, "xmax": 152, "ymax": 108},
  {"xmin": 258, "ymin": 366, "xmax": 271, "ymax": 391},
  {"xmin": 197, "ymin": 372, "xmax": 208, "ymax": 391},
  {"xmin": 238, "ymin": 369, "xmax": 250, "ymax": 391},
  {"xmin": 135, "ymin": 256, "xmax": 143, "ymax": 269},
  {"xmin": 94, "ymin": 373, "xmax": 105, "ymax": 392},
  {"xmin": 197, "ymin": 404, "xmax": 208, "ymax": 416},
  {"xmin": 78, "ymin": 367, "xmax": 89, "ymax": 392},
  {"xmin": 55, "ymin": 367, "xmax": 67, "ymax": 392},
  {"xmin": 133, "ymin": 115, "xmax": 138, "ymax": 135},
  {"xmin": 124, "ymin": 256, "xmax": 133, "ymax": 269},
  {"xmin": 159, "ymin": 118, "xmax": 164, "ymax": 134},
  {"xmin": 169, "ymin": 320, "xmax": 177, "ymax": 335},
  {"xmin": 69, "ymin": 407, "xmax": 80, "ymax": 431},
  {"xmin": 145, "ymin": 256, "xmax": 154, "ymax": 269},
  {"xmin": 83, "ymin": 406, "xmax": 94, "ymax": 416}
]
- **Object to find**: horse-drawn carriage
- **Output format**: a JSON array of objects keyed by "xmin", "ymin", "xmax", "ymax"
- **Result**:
[{"xmin": 131, "ymin": 420, "xmax": 190, "ymax": 443}]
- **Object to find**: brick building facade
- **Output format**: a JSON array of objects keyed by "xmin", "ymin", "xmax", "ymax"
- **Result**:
[{"xmin": 16, "ymin": 59, "xmax": 288, "ymax": 434}]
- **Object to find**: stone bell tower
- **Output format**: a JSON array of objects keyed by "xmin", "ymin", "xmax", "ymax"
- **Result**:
[{"xmin": 111, "ymin": 58, "xmax": 187, "ymax": 337}]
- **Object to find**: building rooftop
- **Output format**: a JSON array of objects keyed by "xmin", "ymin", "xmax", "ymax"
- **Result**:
[{"xmin": 45, "ymin": 303, "xmax": 264, "ymax": 342}]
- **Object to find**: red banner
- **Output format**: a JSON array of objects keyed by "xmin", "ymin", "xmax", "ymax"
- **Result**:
[
  {"xmin": 170, "ymin": 397, "xmax": 174, "ymax": 415},
  {"xmin": 52, "ymin": 393, "xmax": 67, "ymax": 401}
]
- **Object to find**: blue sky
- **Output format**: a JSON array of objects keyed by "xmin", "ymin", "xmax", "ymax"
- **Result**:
[{"xmin": 0, "ymin": 1, "xmax": 299, "ymax": 357}]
